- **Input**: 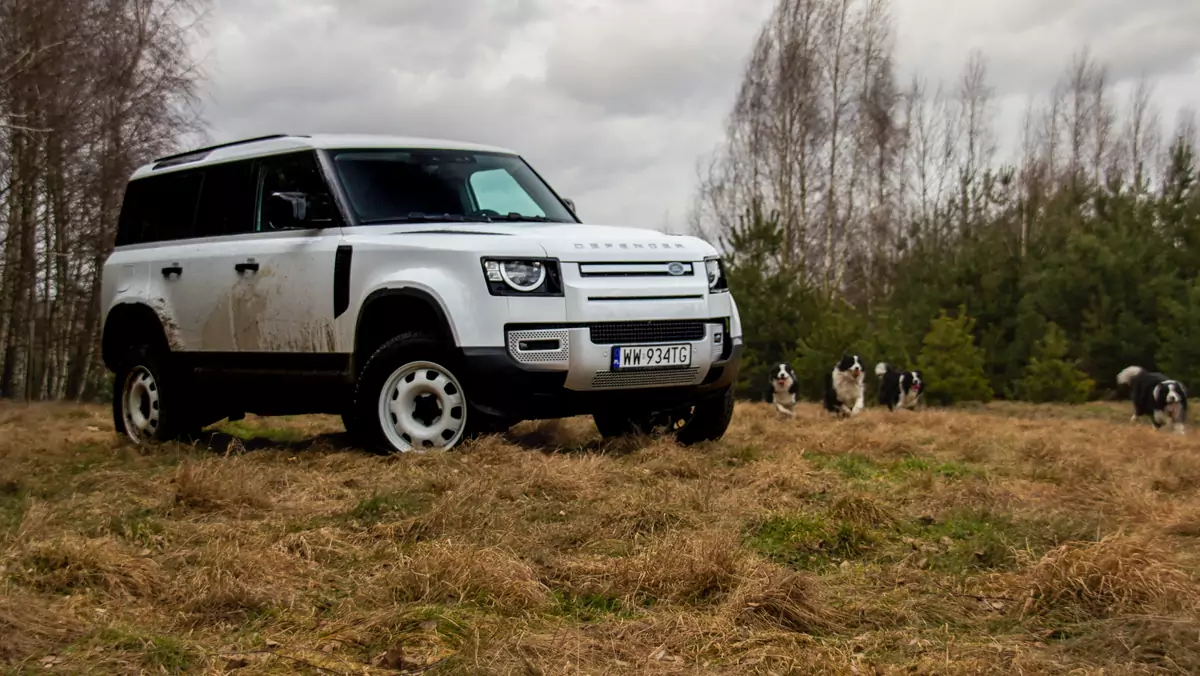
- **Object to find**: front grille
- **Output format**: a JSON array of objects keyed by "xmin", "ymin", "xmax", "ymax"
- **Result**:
[
  {"xmin": 591, "ymin": 367, "xmax": 701, "ymax": 389},
  {"xmin": 589, "ymin": 320, "xmax": 707, "ymax": 345},
  {"xmin": 578, "ymin": 261, "xmax": 696, "ymax": 277}
]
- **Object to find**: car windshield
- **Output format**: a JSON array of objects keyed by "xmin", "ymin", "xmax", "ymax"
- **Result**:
[{"xmin": 329, "ymin": 149, "xmax": 577, "ymax": 225}]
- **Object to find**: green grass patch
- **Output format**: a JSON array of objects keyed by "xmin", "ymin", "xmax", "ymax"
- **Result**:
[
  {"xmin": 746, "ymin": 513, "xmax": 878, "ymax": 570},
  {"xmin": 103, "ymin": 507, "xmax": 166, "ymax": 548},
  {"xmin": 213, "ymin": 419, "xmax": 307, "ymax": 444},
  {"xmin": 93, "ymin": 627, "xmax": 195, "ymax": 674},
  {"xmin": 0, "ymin": 480, "xmax": 28, "ymax": 535},
  {"xmin": 806, "ymin": 453, "xmax": 880, "ymax": 479},
  {"xmin": 551, "ymin": 591, "xmax": 638, "ymax": 622},
  {"xmin": 901, "ymin": 509, "xmax": 1100, "ymax": 572},
  {"xmin": 807, "ymin": 453, "xmax": 981, "ymax": 481},
  {"xmin": 347, "ymin": 490, "xmax": 432, "ymax": 524},
  {"xmin": 890, "ymin": 457, "xmax": 981, "ymax": 479}
]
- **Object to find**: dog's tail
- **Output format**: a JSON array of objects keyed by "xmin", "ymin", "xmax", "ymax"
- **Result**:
[
  {"xmin": 1117, "ymin": 366, "xmax": 1144, "ymax": 387},
  {"xmin": 874, "ymin": 362, "xmax": 889, "ymax": 377}
]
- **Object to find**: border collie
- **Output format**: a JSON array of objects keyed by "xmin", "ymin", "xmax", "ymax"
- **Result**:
[
  {"xmin": 1117, "ymin": 366, "xmax": 1187, "ymax": 435},
  {"xmin": 875, "ymin": 363, "xmax": 924, "ymax": 411},
  {"xmin": 768, "ymin": 363, "xmax": 800, "ymax": 417},
  {"xmin": 824, "ymin": 355, "xmax": 865, "ymax": 417}
]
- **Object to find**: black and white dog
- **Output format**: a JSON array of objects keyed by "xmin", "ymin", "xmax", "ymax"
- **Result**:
[
  {"xmin": 1117, "ymin": 366, "xmax": 1187, "ymax": 435},
  {"xmin": 824, "ymin": 355, "xmax": 865, "ymax": 417},
  {"xmin": 875, "ymin": 363, "xmax": 924, "ymax": 411},
  {"xmin": 767, "ymin": 363, "xmax": 800, "ymax": 417}
]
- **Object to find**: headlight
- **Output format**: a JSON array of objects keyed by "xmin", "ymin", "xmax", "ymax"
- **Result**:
[
  {"xmin": 481, "ymin": 257, "xmax": 564, "ymax": 296},
  {"xmin": 705, "ymin": 257, "xmax": 728, "ymax": 292}
]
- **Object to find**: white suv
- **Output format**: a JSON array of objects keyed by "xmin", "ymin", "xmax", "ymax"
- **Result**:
[{"xmin": 100, "ymin": 134, "xmax": 743, "ymax": 453}]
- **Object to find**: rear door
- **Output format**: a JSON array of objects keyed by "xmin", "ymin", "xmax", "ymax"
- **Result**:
[
  {"xmin": 116, "ymin": 167, "xmax": 234, "ymax": 353},
  {"xmin": 185, "ymin": 159, "xmax": 260, "ymax": 352}
]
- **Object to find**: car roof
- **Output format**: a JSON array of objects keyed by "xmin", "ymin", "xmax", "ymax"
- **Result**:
[{"xmin": 129, "ymin": 133, "xmax": 519, "ymax": 179}]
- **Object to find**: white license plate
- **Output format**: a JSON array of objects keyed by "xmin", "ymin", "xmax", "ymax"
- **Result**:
[{"xmin": 611, "ymin": 344, "xmax": 692, "ymax": 370}]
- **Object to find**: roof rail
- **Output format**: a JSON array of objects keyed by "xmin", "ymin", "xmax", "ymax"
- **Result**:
[{"xmin": 152, "ymin": 134, "xmax": 295, "ymax": 168}]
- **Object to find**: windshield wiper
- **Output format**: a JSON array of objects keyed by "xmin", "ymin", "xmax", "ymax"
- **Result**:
[
  {"xmin": 359, "ymin": 213, "xmax": 493, "ymax": 225},
  {"xmin": 490, "ymin": 213, "xmax": 557, "ymax": 222}
]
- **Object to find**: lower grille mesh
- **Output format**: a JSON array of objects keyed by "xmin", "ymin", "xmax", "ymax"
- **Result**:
[{"xmin": 591, "ymin": 368, "xmax": 701, "ymax": 389}]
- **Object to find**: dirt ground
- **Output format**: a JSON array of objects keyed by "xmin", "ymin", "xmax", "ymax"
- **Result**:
[{"xmin": 1, "ymin": 399, "xmax": 1198, "ymax": 674}]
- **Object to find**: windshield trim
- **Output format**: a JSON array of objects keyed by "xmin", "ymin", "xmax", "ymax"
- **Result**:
[{"xmin": 321, "ymin": 147, "xmax": 581, "ymax": 227}]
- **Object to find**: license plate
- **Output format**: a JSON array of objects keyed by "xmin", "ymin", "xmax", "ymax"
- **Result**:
[{"xmin": 611, "ymin": 344, "xmax": 692, "ymax": 370}]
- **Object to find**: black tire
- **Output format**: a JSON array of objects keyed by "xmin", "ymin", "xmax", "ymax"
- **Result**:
[
  {"xmin": 111, "ymin": 344, "xmax": 192, "ymax": 444},
  {"xmin": 592, "ymin": 386, "xmax": 735, "ymax": 446},
  {"xmin": 675, "ymin": 386, "xmax": 735, "ymax": 445},
  {"xmin": 351, "ymin": 332, "xmax": 476, "ymax": 454},
  {"xmin": 340, "ymin": 409, "xmax": 364, "ymax": 441}
]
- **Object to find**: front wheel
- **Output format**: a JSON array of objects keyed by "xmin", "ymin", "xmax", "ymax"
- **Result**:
[
  {"xmin": 592, "ymin": 386, "xmax": 735, "ymax": 446},
  {"xmin": 352, "ymin": 333, "xmax": 472, "ymax": 453}
]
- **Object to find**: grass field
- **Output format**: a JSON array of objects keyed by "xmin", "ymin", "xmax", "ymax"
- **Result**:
[{"xmin": 2, "ymin": 399, "xmax": 1199, "ymax": 674}]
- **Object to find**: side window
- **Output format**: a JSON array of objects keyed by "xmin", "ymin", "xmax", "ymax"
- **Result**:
[
  {"xmin": 469, "ymin": 168, "xmax": 546, "ymax": 217},
  {"xmin": 115, "ymin": 180, "xmax": 150, "ymax": 246},
  {"xmin": 113, "ymin": 171, "xmax": 202, "ymax": 245},
  {"xmin": 256, "ymin": 151, "xmax": 337, "ymax": 231},
  {"xmin": 194, "ymin": 160, "xmax": 256, "ymax": 238}
]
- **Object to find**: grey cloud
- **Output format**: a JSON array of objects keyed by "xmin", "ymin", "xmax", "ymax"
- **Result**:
[
  {"xmin": 543, "ymin": 0, "xmax": 772, "ymax": 116},
  {"xmin": 897, "ymin": 0, "xmax": 1200, "ymax": 98},
  {"xmin": 199, "ymin": 0, "xmax": 1199, "ymax": 232},
  {"xmin": 333, "ymin": 0, "xmax": 547, "ymax": 31}
]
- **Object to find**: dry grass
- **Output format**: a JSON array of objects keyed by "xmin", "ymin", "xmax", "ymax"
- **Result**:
[
  {"xmin": 1018, "ymin": 536, "xmax": 1198, "ymax": 619},
  {"xmin": 1, "ymin": 398, "xmax": 1199, "ymax": 673}
]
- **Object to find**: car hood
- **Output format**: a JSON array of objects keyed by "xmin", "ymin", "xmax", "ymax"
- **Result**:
[{"xmin": 372, "ymin": 222, "xmax": 717, "ymax": 261}]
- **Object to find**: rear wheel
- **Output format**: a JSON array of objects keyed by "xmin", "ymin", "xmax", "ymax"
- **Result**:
[
  {"xmin": 353, "ymin": 333, "xmax": 474, "ymax": 453},
  {"xmin": 112, "ymin": 345, "xmax": 192, "ymax": 444}
]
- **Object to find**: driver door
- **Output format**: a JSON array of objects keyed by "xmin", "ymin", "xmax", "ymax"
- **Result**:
[{"xmin": 225, "ymin": 150, "xmax": 349, "ymax": 355}]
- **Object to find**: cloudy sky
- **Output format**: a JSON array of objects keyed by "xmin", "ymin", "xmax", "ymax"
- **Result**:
[{"xmin": 195, "ymin": 0, "xmax": 1200, "ymax": 237}]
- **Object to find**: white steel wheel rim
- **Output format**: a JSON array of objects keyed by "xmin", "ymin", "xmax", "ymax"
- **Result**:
[
  {"xmin": 122, "ymin": 365, "xmax": 161, "ymax": 443},
  {"xmin": 378, "ymin": 361, "xmax": 467, "ymax": 452}
]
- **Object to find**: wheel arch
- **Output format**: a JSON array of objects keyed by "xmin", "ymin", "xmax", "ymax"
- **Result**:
[
  {"xmin": 353, "ymin": 287, "xmax": 457, "ymax": 375},
  {"xmin": 102, "ymin": 303, "xmax": 172, "ymax": 372}
]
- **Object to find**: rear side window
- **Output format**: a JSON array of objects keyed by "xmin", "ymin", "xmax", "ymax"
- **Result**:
[
  {"xmin": 195, "ymin": 160, "xmax": 256, "ymax": 237},
  {"xmin": 114, "ymin": 170, "xmax": 203, "ymax": 246}
]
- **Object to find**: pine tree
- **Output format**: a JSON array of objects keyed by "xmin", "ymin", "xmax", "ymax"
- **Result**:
[
  {"xmin": 722, "ymin": 202, "xmax": 820, "ymax": 397},
  {"xmin": 1015, "ymin": 322, "xmax": 1095, "ymax": 403},
  {"xmin": 916, "ymin": 307, "xmax": 994, "ymax": 405},
  {"xmin": 1157, "ymin": 277, "xmax": 1200, "ymax": 390}
]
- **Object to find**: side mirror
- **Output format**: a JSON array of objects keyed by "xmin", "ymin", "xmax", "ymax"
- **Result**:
[
  {"xmin": 265, "ymin": 192, "xmax": 308, "ymax": 229},
  {"xmin": 563, "ymin": 198, "xmax": 577, "ymax": 215}
]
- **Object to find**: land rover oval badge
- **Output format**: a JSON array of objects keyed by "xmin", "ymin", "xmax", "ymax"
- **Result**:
[{"xmin": 667, "ymin": 262, "xmax": 686, "ymax": 276}]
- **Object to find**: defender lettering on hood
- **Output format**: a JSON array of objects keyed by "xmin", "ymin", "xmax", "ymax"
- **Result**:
[{"xmin": 573, "ymin": 242, "xmax": 688, "ymax": 250}]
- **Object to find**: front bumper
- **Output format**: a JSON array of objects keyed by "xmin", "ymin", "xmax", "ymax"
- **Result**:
[{"xmin": 460, "ymin": 318, "xmax": 742, "ymax": 420}]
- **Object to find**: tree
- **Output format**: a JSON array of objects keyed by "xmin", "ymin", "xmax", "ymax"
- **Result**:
[
  {"xmin": 721, "ymin": 202, "xmax": 820, "ymax": 397},
  {"xmin": 916, "ymin": 307, "xmax": 993, "ymax": 405},
  {"xmin": 1157, "ymin": 277, "xmax": 1200, "ymax": 390},
  {"xmin": 1015, "ymin": 322, "xmax": 1094, "ymax": 403},
  {"xmin": 0, "ymin": 0, "xmax": 207, "ymax": 401}
]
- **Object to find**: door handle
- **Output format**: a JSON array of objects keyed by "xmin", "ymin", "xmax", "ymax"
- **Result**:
[
  {"xmin": 235, "ymin": 262, "xmax": 259, "ymax": 274},
  {"xmin": 161, "ymin": 266, "xmax": 182, "ymax": 278}
]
